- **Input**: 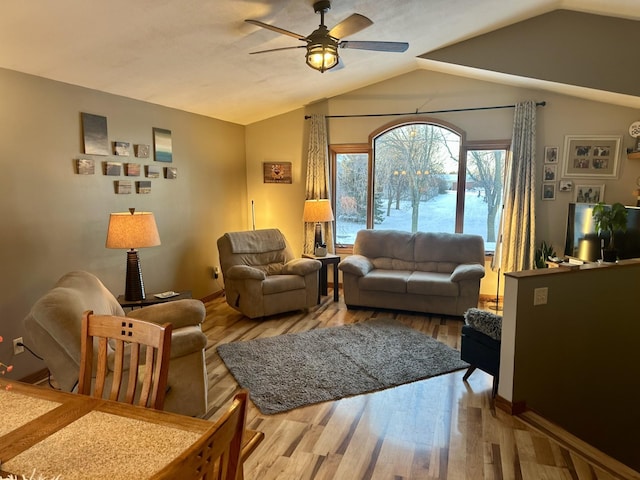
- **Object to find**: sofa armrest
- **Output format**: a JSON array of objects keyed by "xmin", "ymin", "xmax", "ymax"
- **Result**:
[
  {"xmin": 226, "ymin": 265, "xmax": 267, "ymax": 281},
  {"xmin": 282, "ymin": 258, "xmax": 322, "ymax": 276},
  {"xmin": 127, "ymin": 299, "xmax": 205, "ymax": 329},
  {"xmin": 168, "ymin": 325, "xmax": 208, "ymax": 357},
  {"xmin": 450, "ymin": 263, "xmax": 485, "ymax": 282},
  {"xmin": 339, "ymin": 255, "xmax": 374, "ymax": 277}
]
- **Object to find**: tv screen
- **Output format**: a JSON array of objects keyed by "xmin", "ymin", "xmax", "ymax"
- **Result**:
[{"xmin": 564, "ymin": 203, "xmax": 640, "ymax": 262}]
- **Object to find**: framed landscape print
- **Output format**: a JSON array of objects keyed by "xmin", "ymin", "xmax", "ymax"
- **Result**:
[
  {"xmin": 81, "ymin": 112, "xmax": 109, "ymax": 155},
  {"xmin": 153, "ymin": 127, "xmax": 172, "ymax": 162},
  {"xmin": 561, "ymin": 135, "xmax": 621, "ymax": 178}
]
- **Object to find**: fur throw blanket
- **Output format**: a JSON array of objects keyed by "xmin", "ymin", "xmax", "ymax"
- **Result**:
[{"xmin": 464, "ymin": 308, "xmax": 502, "ymax": 341}]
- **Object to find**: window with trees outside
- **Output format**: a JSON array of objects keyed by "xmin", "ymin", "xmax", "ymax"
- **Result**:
[{"xmin": 331, "ymin": 120, "xmax": 508, "ymax": 252}]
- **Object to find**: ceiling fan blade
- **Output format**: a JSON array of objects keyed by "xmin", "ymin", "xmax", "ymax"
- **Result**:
[
  {"xmin": 339, "ymin": 40, "xmax": 409, "ymax": 52},
  {"xmin": 245, "ymin": 19, "xmax": 307, "ymax": 41},
  {"xmin": 249, "ymin": 45, "xmax": 307, "ymax": 55},
  {"xmin": 328, "ymin": 13, "xmax": 373, "ymax": 39}
]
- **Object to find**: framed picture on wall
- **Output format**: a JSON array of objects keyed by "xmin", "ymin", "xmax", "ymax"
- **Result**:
[
  {"xmin": 574, "ymin": 184, "xmax": 604, "ymax": 203},
  {"xmin": 263, "ymin": 162, "xmax": 292, "ymax": 183},
  {"xmin": 543, "ymin": 164, "xmax": 557, "ymax": 181},
  {"xmin": 544, "ymin": 146, "xmax": 558, "ymax": 163},
  {"xmin": 153, "ymin": 127, "xmax": 173, "ymax": 162},
  {"xmin": 542, "ymin": 183, "xmax": 555, "ymax": 200},
  {"xmin": 561, "ymin": 135, "xmax": 621, "ymax": 178}
]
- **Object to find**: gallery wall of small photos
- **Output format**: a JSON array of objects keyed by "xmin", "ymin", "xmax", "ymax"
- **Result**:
[
  {"xmin": 541, "ymin": 134, "xmax": 622, "ymax": 203},
  {"xmin": 76, "ymin": 112, "xmax": 178, "ymax": 194}
]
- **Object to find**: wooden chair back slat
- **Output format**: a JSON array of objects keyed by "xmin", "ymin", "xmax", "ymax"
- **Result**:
[
  {"xmin": 152, "ymin": 390, "xmax": 248, "ymax": 480},
  {"xmin": 78, "ymin": 310, "xmax": 172, "ymax": 410}
]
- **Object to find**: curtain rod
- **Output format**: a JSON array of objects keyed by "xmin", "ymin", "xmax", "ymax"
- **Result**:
[{"xmin": 304, "ymin": 101, "xmax": 546, "ymax": 119}]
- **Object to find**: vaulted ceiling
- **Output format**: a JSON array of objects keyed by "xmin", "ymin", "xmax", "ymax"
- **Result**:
[{"xmin": 0, "ymin": 0, "xmax": 637, "ymax": 125}]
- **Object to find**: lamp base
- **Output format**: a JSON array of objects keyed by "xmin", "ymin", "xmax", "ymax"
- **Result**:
[
  {"xmin": 125, "ymin": 249, "xmax": 146, "ymax": 301},
  {"xmin": 314, "ymin": 222, "xmax": 323, "ymax": 248}
]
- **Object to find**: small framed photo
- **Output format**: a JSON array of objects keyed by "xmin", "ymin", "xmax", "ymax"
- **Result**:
[
  {"xmin": 113, "ymin": 141, "xmax": 130, "ymax": 156},
  {"xmin": 76, "ymin": 158, "xmax": 95, "ymax": 175},
  {"xmin": 559, "ymin": 180, "xmax": 573, "ymax": 192},
  {"xmin": 542, "ymin": 183, "xmax": 555, "ymax": 200},
  {"xmin": 104, "ymin": 161, "xmax": 122, "ymax": 176},
  {"xmin": 115, "ymin": 180, "xmax": 132, "ymax": 194},
  {"xmin": 125, "ymin": 163, "xmax": 140, "ymax": 176},
  {"xmin": 543, "ymin": 164, "xmax": 557, "ymax": 181},
  {"xmin": 135, "ymin": 144, "xmax": 150, "ymax": 158},
  {"xmin": 146, "ymin": 165, "xmax": 161, "ymax": 178},
  {"xmin": 165, "ymin": 167, "xmax": 177, "ymax": 179},
  {"xmin": 137, "ymin": 181, "xmax": 152, "ymax": 194},
  {"xmin": 544, "ymin": 146, "xmax": 558, "ymax": 163},
  {"xmin": 574, "ymin": 184, "xmax": 604, "ymax": 204}
]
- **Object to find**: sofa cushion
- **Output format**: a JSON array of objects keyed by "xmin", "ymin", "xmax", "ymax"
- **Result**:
[
  {"xmin": 371, "ymin": 257, "xmax": 416, "ymax": 271},
  {"xmin": 262, "ymin": 274, "xmax": 305, "ymax": 295},
  {"xmin": 407, "ymin": 272, "xmax": 459, "ymax": 297},
  {"xmin": 354, "ymin": 229, "xmax": 415, "ymax": 261},
  {"xmin": 414, "ymin": 232, "xmax": 485, "ymax": 264},
  {"xmin": 359, "ymin": 270, "xmax": 411, "ymax": 293}
]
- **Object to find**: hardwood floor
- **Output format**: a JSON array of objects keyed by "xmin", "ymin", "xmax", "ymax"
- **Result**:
[{"xmin": 202, "ymin": 292, "xmax": 632, "ymax": 480}]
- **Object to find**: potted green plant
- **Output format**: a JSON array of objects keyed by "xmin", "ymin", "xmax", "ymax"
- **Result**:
[
  {"xmin": 534, "ymin": 241, "xmax": 556, "ymax": 268},
  {"xmin": 592, "ymin": 202, "xmax": 628, "ymax": 262}
]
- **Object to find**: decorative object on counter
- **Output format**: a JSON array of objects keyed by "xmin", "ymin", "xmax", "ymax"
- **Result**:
[
  {"xmin": 106, "ymin": 208, "xmax": 161, "ymax": 301},
  {"xmin": 153, "ymin": 127, "xmax": 172, "ymax": 163}
]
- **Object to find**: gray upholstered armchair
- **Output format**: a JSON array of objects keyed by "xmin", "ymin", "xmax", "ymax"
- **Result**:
[
  {"xmin": 217, "ymin": 229, "xmax": 321, "ymax": 319},
  {"xmin": 23, "ymin": 271, "xmax": 208, "ymax": 417}
]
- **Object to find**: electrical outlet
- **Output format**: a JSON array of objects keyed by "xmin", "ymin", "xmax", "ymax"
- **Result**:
[
  {"xmin": 213, "ymin": 266, "xmax": 220, "ymax": 279},
  {"xmin": 13, "ymin": 337, "xmax": 24, "ymax": 355},
  {"xmin": 533, "ymin": 287, "xmax": 548, "ymax": 306}
]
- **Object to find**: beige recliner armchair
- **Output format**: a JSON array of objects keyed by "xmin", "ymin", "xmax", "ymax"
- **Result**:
[
  {"xmin": 217, "ymin": 229, "xmax": 321, "ymax": 319},
  {"xmin": 23, "ymin": 271, "xmax": 208, "ymax": 417}
]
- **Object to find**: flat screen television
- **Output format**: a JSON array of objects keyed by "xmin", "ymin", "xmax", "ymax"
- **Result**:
[{"xmin": 564, "ymin": 202, "xmax": 640, "ymax": 262}]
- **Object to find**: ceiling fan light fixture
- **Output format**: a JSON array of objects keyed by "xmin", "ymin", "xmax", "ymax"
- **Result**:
[{"xmin": 306, "ymin": 34, "xmax": 339, "ymax": 72}]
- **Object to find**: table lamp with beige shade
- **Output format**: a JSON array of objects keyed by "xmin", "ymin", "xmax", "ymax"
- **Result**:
[{"xmin": 106, "ymin": 208, "xmax": 160, "ymax": 301}]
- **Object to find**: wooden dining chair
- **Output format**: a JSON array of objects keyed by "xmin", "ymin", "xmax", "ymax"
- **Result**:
[
  {"xmin": 152, "ymin": 390, "xmax": 249, "ymax": 480},
  {"xmin": 78, "ymin": 310, "xmax": 172, "ymax": 410}
]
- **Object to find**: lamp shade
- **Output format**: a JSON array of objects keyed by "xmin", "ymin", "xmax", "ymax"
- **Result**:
[
  {"xmin": 106, "ymin": 211, "xmax": 161, "ymax": 249},
  {"xmin": 303, "ymin": 199, "xmax": 334, "ymax": 223}
]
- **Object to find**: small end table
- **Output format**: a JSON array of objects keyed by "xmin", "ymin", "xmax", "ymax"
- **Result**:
[
  {"xmin": 303, "ymin": 253, "xmax": 340, "ymax": 303},
  {"xmin": 117, "ymin": 290, "xmax": 192, "ymax": 309}
]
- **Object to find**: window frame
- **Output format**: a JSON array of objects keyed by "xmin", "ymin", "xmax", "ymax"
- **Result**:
[{"xmin": 330, "ymin": 120, "xmax": 510, "ymax": 253}]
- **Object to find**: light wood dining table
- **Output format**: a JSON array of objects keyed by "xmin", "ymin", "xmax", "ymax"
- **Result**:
[{"xmin": 0, "ymin": 381, "xmax": 263, "ymax": 479}]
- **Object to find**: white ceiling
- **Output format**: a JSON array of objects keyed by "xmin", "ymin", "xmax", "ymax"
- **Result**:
[{"xmin": 0, "ymin": 0, "xmax": 637, "ymax": 125}]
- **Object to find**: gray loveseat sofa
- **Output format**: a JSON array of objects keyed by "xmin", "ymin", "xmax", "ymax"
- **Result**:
[{"xmin": 339, "ymin": 229, "xmax": 485, "ymax": 316}]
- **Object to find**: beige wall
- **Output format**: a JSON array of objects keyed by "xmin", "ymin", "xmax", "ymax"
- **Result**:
[
  {"xmin": 245, "ymin": 69, "xmax": 640, "ymax": 294},
  {"xmin": 4, "ymin": 64, "xmax": 639, "ymax": 381},
  {"xmin": 0, "ymin": 67, "xmax": 246, "ymax": 379},
  {"xmin": 500, "ymin": 261, "xmax": 640, "ymax": 471}
]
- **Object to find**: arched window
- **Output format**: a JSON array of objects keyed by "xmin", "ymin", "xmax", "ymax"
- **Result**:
[{"xmin": 331, "ymin": 118, "xmax": 508, "ymax": 252}]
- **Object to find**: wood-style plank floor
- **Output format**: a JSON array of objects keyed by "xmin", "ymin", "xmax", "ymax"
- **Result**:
[{"xmin": 202, "ymin": 291, "xmax": 631, "ymax": 480}]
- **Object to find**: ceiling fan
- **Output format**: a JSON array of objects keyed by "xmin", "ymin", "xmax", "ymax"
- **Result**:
[{"xmin": 245, "ymin": 0, "xmax": 409, "ymax": 73}]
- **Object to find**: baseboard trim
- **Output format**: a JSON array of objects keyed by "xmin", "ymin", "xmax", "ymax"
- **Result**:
[
  {"xmin": 201, "ymin": 290, "xmax": 225, "ymax": 303},
  {"xmin": 518, "ymin": 410, "xmax": 640, "ymax": 480},
  {"xmin": 495, "ymin": 395, "xmax": 527, "ymax": 415},
  {"xmin": 19, "ymin": 367, "xmax": 49, "ymax": 385}
]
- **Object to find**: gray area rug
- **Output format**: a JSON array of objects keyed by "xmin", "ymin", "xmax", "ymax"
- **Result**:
[{"xmin": 217, "ymin": 318, "xmax": 469, "ymax": 414}]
